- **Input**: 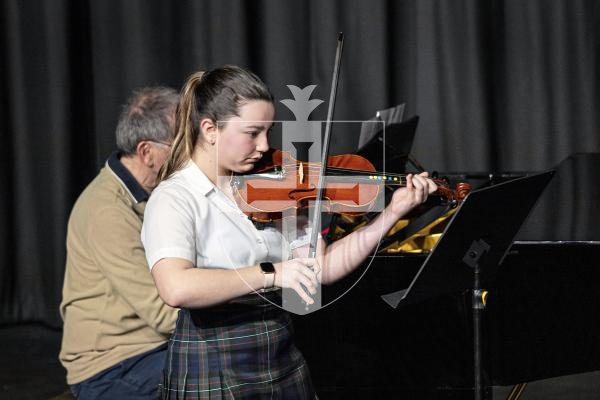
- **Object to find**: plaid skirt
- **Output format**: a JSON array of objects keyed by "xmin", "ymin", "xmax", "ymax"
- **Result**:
[{"xmin": 159, "ymin": 291, "xmax": 316, "ymax": 399}]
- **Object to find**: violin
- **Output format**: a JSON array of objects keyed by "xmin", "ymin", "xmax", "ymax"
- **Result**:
[{"xmin": 232, "ymin": 148, "xmax": 471, "ymax": 222}]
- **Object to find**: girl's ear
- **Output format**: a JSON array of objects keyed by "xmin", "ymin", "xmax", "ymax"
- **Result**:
[{"xmin": 199, "ymin": 118, "xmax": 216, "ymax": 145}]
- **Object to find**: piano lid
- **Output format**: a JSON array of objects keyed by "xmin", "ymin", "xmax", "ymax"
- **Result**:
[{"xmin": 516, "ymin": 152, "xmax": 600, "ymax": 242}]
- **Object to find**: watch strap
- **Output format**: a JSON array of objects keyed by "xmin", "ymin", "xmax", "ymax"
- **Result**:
[{"xmin": 259, "ymin": 262, "xmax": 276, "ymax": 289}]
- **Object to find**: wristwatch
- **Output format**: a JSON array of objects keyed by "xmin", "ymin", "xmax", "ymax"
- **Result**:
[{"xmin": 259, "ymin": 262, "xmax": 276, "ymax": 289}]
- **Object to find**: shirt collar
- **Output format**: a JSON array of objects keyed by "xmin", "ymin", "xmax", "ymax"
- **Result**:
[
  {"xmin": 182, "ymin": 159, "xmax": 216, "ymax": 196},
  {"xmin": 107, "ymin": 151, "xmax": 149, "ymax": 203}
]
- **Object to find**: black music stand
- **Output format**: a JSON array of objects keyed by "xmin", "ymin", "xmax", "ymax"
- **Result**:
[
  {"xmin": 381, "ymin": 170, "xmax": 555, "ymax": 400},
  {"xmin": 358, "ymin": 103, "xmax": 405, "ymax": 150},
  {"xmin": 357, "ymin": 115, "xmax": 419, "ymax": 174}
]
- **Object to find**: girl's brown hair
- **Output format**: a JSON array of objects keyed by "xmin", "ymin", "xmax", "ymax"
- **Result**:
[{"xmin": 158, "ymin": 65, "xmax": 273, "ymax": 182}]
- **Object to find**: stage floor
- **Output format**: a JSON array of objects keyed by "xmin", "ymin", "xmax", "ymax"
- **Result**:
[{"xmin": 1, "ymin": 323, "xmax": 599, "ymax": 400}]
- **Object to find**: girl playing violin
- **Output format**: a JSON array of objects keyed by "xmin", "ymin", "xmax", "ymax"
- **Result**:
[{"xmin": 141, "ymin": 65, "xmax": 436, "ymax": 399}]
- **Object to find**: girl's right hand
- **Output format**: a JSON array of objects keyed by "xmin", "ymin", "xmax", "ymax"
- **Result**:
[{"xmin": 274, "ymin": 258, "xmax": 320, "ymax": 304}]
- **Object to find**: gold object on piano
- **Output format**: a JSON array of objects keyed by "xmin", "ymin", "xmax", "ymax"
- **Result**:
[
  {"xmin": 380, "ymin": 208, "xmax": 457, "ymax": 253},
  {"xmin": 328, "ymin": 208, "xmax": 457, "ymax": 254}
]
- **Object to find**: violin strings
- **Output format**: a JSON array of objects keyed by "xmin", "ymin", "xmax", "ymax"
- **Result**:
[
  {"xmin": 295, "ymin": 165, "xmax": 408, "ymax": 178},
  {"xmin": 265, "ymin": 163, "xmax": 409, "ymax": 185},
  {"xmin": 262, "ymin": 163, "xmax": 450, "ymax": 187},
  {"xmin": 308, "ymin": 166, "xmax": 407, "ymax": 183},
  {"xmin": 276, "ymin": 162, "xmax": 406, "ymax": 176},
  {"xmin": 299, "ymin": 166, "xmax": 446, "ymax": 186}
]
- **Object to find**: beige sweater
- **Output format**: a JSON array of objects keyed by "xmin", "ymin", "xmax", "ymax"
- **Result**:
[{"xmin": 59, "ymin": 160, "xmax": 178, "ymax": 384}]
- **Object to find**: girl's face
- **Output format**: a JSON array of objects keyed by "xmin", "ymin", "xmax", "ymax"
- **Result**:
[{"xmin": 216, "ymin": 100, "xmax": 275, "ymax": 175}]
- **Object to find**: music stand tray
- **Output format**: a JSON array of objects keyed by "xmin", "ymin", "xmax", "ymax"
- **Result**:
[{"xmin": 381, "ymin": 170, "xmax": 555, "ymax": 400}]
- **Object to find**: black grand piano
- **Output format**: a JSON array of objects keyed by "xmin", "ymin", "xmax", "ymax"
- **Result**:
[{"xmin": 293, "ymin": 152, "xmax": 600, "ymax": 399}]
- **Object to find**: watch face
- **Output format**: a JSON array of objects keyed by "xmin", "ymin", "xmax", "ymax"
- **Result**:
[{"xmin": 260, "ymin": 262, "xmax": 276, "ymax": 274}]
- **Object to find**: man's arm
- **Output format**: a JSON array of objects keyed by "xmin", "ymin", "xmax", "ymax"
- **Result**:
[{"xmin": 88, "ymin": 206, "xmax": 178, "ymax": 334}]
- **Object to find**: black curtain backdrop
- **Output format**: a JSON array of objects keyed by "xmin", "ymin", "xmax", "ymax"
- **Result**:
[{"xmin": 1, "ymin": 0, "xmax": 599, "ymax": 327}]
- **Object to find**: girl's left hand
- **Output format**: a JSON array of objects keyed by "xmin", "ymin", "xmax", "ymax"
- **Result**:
[{"xmin": 388, "ymin": 172, "xmax": 438, "ymax": 219}]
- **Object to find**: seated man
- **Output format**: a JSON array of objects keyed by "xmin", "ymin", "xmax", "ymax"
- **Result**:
[{"xmin": 59, "ymin": 87, "xmax": 180, "ymax": 399}]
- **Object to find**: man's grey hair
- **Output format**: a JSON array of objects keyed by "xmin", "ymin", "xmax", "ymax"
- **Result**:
[{"xmin": 116, "ymin": 86, "xmax": 180, "ymax": 154}]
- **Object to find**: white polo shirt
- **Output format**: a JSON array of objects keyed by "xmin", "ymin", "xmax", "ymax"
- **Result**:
[{"xmin": 141, "ymin": 160, "xmax": 297, "ymax": 270}]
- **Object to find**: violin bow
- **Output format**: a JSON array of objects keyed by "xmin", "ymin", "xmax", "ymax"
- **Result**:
[{"xmin": 308, "ymin": 32, "xmax": 344, "ymax": 258}]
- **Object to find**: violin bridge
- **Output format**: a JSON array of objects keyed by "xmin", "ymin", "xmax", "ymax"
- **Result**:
[{"xmin": 299, "ymin": 162, "xmax": 304, "ymax": 184}]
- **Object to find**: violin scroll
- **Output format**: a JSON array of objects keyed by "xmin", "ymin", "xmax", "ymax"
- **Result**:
[
  {"xmin": 432, "ymin": 178, "xmax": 472, "ymax": 206},
  {"xmin": 455, "ymin": 182, "xmax": 472, "ymax": 201}
]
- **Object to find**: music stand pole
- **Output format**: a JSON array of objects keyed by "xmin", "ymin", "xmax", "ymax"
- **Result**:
[{"xmin": 463, "ymin": 239, "xmax": 491, "ymax": 400}]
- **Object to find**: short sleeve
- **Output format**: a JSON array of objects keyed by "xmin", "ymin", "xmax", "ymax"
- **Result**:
[{"xmin": 141, "ymin": 187, "xmax": 196, "ymax": 269}]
